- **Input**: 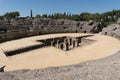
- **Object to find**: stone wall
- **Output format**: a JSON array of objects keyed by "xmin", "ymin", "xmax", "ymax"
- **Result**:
[
  {"xmin": 0, "ymin": 18, "xmax": 103, "ymax": 42},
  {"xmin": 101, "ymin": 23, "xmax": 120, "ymax": 39},
  {"xmin": 0, "ymin": 31, "xmax": 41, "ymax": 43}
]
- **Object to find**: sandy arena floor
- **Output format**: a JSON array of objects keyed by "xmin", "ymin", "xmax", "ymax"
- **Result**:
[{"xmin": 0, "ymin": 33, "xmax": 120, "ymax": 71}]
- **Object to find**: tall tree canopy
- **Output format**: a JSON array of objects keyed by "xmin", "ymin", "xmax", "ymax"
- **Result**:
[
  {"xmin": 35, "ymin": 9, "xmax": 120, "ymax": 24},
  {"xmin": 3, "ymin": 11, "xmax": 20, "ymax": 19}
]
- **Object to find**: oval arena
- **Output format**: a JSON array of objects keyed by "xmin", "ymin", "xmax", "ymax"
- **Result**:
[{"xmin": 0, "ymin": 33, "xmax": 120, "ymax": 71}]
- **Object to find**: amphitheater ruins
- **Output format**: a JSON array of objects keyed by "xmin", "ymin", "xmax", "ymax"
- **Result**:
[{"xmin": 0, "ymin": 17, "xmax": 120, "ymax": 72}]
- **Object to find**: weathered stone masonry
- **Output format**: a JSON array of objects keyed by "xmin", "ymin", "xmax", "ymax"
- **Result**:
[{"xmin": 0, "ymin": 18, "xmax": 103, "ymax": 42}]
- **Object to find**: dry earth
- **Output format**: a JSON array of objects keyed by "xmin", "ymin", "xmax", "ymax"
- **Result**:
[
  {"xmin": 0, "ymin": 33, "xmax": 120, "ymax": 80},
  {"xmin": 0, "ymin": 33, "xmax": 120, "ymax": 72},
  {"xmin": 0, "ymin": 51, "xmax": 120, "ymax": 80}
]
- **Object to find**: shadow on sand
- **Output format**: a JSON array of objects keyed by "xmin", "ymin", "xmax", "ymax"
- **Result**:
[{"xmin": 4, "ymin": 35, "xmax": 94, "ymax": 57}]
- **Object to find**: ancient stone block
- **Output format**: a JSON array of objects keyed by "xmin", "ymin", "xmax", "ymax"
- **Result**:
[{"xmin": 59, "ymin": 43, "xmax": 64, "ymax": 50}]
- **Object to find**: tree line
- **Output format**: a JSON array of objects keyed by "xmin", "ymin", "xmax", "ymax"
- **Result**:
[
  {"xmin": 35, "ymin": 10, "xmax": 120, "ymax": 26},
  {"xmin": 1, "ymin": 9, "xmax": 120, "ymax": 24},
  {"xmin": 2, "ymin": 11, "xmax": 20, "ymax": 19}
]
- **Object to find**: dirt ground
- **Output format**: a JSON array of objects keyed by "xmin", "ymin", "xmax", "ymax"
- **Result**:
[{"xmin": 0, "ymin": 33, "xmax": 120, "ymax": 71}]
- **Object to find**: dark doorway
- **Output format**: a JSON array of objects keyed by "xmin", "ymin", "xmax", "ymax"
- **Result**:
[
  {"xmin": 80, "ymin": 27, "xmax": 83, "ymax": 29},
  {"xmin": 105, "ymin": 32, "xmax": 107, "ymax": 35},
  {"xmin": 84, "ymin": 31, "xmax": 87, "ymax": 33},
  {"xmin": 39, "ymin": 32, "xmax": 41, "ymax": 35},
  {"xmin": 75, "ymin": 30, "xmax": 78, "ymax": 33}
]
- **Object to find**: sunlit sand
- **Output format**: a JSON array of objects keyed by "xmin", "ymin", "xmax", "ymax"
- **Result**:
[{"xmin": 0, "ymin": 33, "xmax": 120, "ymax": 71}]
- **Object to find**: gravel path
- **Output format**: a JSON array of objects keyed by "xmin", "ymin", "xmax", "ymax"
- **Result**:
[{"xmin": 0, "ymin": 51, "xmax": 120, "ymax": 80}]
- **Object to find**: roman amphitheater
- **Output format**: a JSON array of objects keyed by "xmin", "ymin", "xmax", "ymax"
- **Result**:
[
  {"xmin": 0, "ymin": 33, "xmax": 120, "ymax": 72},
  {"xmin": 0, "ymin": 18, "xmax": 120, "ymax": 80}
]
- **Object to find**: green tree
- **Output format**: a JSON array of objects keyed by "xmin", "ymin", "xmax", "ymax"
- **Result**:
[
  {"xmin": 4, "ymin": 11, "xmax": 20, "ymax": 19},
  {"xmin": 79, "ymin": 12, "xmax": 91, "ymax": 21},
  {"xmin": 35, "ymin": 14, "xmax": 41, "ymax": 18},
  {"xmin": 71, "ymin": 14, "xmax": 80, "ymax": 21},
  {"xmin": 42, "ymin": 14, "xmax": 47, "ymax": 18}
]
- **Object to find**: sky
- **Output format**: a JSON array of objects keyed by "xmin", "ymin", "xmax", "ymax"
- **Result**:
[{"xmin": 0, "ymin": 0, "xmax": 120, "ymax": 17}]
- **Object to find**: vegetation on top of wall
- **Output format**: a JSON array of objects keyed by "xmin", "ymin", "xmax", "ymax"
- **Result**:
[
  {"xmin": 35, "ymin": 9, "xmax": 120, "ymax": 26},
  {"xmin": 0, "ymin": 9, "xmax": 120, "ymax": 26},
  {"xmin": 2, "ymin": 11, "xmax": 20, "ymax": 19}
]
